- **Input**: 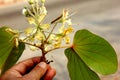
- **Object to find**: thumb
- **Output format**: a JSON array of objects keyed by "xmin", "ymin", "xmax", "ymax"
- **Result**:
[{"xmin": 24, "ymin": 62, "xmax": 47, "ymax": 80}]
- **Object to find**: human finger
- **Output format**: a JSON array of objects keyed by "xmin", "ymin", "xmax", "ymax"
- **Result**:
[
  {"xmin": 9, "ymin": 57, "xmax": 41, "ymax": 75},
  {"xmin": 42, "ymin": 65, "xmax": 56, "ymax": 80},
  {"xmin": 24, "ymin": 62, "xmax": 47, "ymax": 80},
  {"xmin": 43, "ymin": 67, "xmax": 56, "ymax": 80}
]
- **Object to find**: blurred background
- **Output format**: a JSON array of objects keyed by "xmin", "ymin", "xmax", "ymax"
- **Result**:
[{"xmin": 0, "ymin": 0, "xmax": 120, "ymax": 80}]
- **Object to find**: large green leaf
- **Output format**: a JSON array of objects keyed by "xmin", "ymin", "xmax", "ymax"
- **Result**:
[
  {"xmin": 73, "ymin": 29, "xmax": 118, "ymax": 75},
  {"xmin": 0, "ymin": 27, "xmax": 14, "ymax": 69},
  {"xmin": 1, "ymin": 42, "xmax": 25, "ymax": 74},
  {"xmin": 65, "ymin": 48, "xmax": 100, "ymax": 80},
  {"xmin": 0, "ymin": 27, "xmax": 25, "ymax": 74}
]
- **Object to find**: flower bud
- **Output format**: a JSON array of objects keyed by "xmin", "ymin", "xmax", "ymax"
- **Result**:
[
  {"xmin": 58, "ymin": 25, "xmax": 65, "ymax": 34},
  {"xmin": 66, "ymin": 19, "xmax": 72, "ymax": 25},
  {"xmin": 14, "ymin": 38, "xmax": 19, "ymax": 47},
  {"xmin": 25, "ymin": 27, "xmax": 34, "ymax": 35},
  {"xmin": 5, "ymin": 28, "xmax": 19, "ymax": 35},
  {"xmin": 41, "ymin": 0, "xmax": 45, "ymax": 3},
  {"xmin": 65, "ymin": 36, "xmax": 70, "ymax": 44},
  {"xmin": 27, "ymin": 17, "xmax": 36, "ymax": 25},
  {"xmin": 65, "ymin": 26, "xmax": 73, "ymax": 35},
  {"xmin": 28, "ymin": 0, "xmax": 34, "ymax": 5},
  {"xmin": 22, "ymin": 8, "xmax": 27, "ymax": 16},
  {"xmin": 35, "ymin": 31, "xmax": 45, "ymax": 41},
  {"xmin": 40, "ymin": 24, "xmax": 50, "ymax": 30}
]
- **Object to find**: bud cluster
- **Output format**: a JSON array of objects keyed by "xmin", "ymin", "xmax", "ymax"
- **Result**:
[{"xmin": 20, "ymin": 0, "xmax": 74, "ymax": 52}]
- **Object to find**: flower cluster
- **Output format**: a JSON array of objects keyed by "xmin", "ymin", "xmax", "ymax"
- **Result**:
[
  {"xmin": 47, "ymin": 10, "xmax": 73, "ymax": 49},
  {"xmin": 20, "ymin": 0, "xmax": 74, "ymax": 52},
  {"xmin": 22, "ymin": 0, "xmax": 47, "ymax": 25}
]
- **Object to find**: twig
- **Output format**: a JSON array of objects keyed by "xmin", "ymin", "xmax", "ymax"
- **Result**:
[
  {"xmin": 45, "ymin": 23, "xmax": 57, "ymax": 42},
  {"xmin": 46, "ymin": 45, "xmax": 70, "ymax": 53},
  {"xmin": 51, "ymin": 15, "xmax": 62, "ymax": 24},
  {"xmin": 19, "ymin": 40, "xmax": 41, "ymax": 48}
]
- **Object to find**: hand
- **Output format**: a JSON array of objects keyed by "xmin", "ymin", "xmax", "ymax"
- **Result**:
[{"xmin": 0, "ymin": 57, "xmax": 56, "ymax": 80}]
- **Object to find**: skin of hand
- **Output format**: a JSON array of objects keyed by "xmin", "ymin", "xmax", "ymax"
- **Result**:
[{"xmin": 0, "ymin": 57, "xmax": 56, "ymax": 80}]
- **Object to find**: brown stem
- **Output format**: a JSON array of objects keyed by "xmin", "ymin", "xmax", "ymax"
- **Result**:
[
  {"xmin": 39, "ymin": 43, "xmax": 47, "ymax": 62},
  {"xmin": 41, "ymin": 49, "xmax": 47, "ymax": 62},
  {"xmin": 45, "ymin": 23, "xmax": 57, "ymax": 42},
  {"xmin": 41, "ymin": 53, "xmax": 46, "ymax": 62}
]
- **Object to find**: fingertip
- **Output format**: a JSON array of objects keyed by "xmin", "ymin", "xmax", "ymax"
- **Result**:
[
  {"xmin": 43, "ymin": 68, "xmax": 56, "ymax": 80},
  {"xmin": 38, "ymin": 62, "xmax": 47, "ymax": 70},
  {"xmin": 51, "ymin": 68, "xmax": 56, "ymax": 76}
]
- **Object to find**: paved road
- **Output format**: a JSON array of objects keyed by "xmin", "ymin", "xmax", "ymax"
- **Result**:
[{"xmin": 0, "ymin": 0, "xmax": 120, "ymax": 80}]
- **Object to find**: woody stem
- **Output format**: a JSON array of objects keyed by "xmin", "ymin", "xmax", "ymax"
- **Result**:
[
  {"xmin": 45, "ymin": 23, "xmax": 57, "ymax": 42},
  {"xmin": 39, "ymin": 42, "xmax": 47, "ymax": 62}
]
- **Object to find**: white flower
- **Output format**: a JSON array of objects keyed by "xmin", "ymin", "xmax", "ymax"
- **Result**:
[
  {"xmin": 62, "ymin": 9, "xmax": 69, "ymax": 23},
  {"xmin": 66, "ymin": 19, "xmax": 72, "ymax": 25},
  {"xmin": 22, "ymin": 8, "xmax": 27, "ymax": 16},
  {"xmin": 58, "ymin": 24, "xmax": 65, "ymax": 34},
  {"xmin": 37, "ymin": 6, "xmax": 47, "ymax": 23},
  {"xmin": 40, "ymin": 6, "xmax": 47, "ymax": 15}
]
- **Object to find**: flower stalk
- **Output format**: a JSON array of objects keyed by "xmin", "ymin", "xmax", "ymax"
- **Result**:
[{"xmin": 19, "ymin": 0, "xmax": 74, "ymax": 62}]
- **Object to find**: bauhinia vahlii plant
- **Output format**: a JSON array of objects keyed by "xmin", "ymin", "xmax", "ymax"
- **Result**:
[{"xmin": 0, "ymin": 0, "xmax": 118, "ymax": 80}]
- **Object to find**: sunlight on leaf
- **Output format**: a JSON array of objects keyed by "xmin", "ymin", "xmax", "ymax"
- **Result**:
[
  {"xmin": 73, "ymin": 29, "xmax": 118, "ymax": 75},
  {"xmin": 65, "ymin": 48, "xmax": 100, "ymax": 80}
]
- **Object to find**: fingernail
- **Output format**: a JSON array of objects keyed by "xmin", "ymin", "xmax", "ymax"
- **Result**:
[{"xmin": 38, "ymin": 62, "xmax": 46, "ymax": 69}]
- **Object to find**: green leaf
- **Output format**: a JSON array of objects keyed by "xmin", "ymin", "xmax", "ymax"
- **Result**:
[
  {"xmin": 65, "ymin": 48, "xmax": 100, "ymax": 80},
  {"xmin": 0, "ymin": 27, "xmax": 14, "ymax": 69},
  {"xmin": 1, "ymin": 42, "xmax": 25, "ymax": 74},
  {"xmin": 0, "ymin": 27, "xmax": 25, "ymax": 74},
  {"xmin": 73, "ymin": 29, "xmax": 118, "ymax": 75}
]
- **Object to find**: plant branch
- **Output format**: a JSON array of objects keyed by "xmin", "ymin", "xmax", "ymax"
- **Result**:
[
  {"xmin": 45, "ymin": 23, "xmax": 57, "ymax": 42},
  {"xmin": 39, "ymin": 42, "xmax": 48, "ymax": 62},
  {"xmin": 42, "ymin": 30, "xmax": 47, "ymax": 39},
  {"xmin": 27, "ymin": 8, "xmax": 35, "ymax": 18},
  {"xmin": 44, "ymin": 31, "xmax": 57, "ymax": 35},
  {"xmin": 46, "ymin": 45, "xmax": 70, "ymax": 53},
  {"xmin": 19, "ymin": 40, "xmax": 41, "ymax": 48},
  {"xmin": 32, "ymin": 5, "xmax": 37, "ymax": 16},
  {"xmin": 23, "ymin": 27, "xmax": 38, "ymax": 41}
]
